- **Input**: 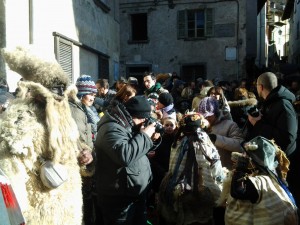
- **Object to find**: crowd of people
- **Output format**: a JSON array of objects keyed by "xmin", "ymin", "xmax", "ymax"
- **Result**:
[{"xmin": 0, "ymin": 46, "xmax": 299, "ymax": 225}]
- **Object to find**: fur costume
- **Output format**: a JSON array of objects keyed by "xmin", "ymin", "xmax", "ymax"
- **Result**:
[
  {"xmin": 0, "ymin": 47, "xmax": 83, "ymax": 225},
  {"xmin": 158, "ymin": 113, "xmax": 226, "ymax": 225}
]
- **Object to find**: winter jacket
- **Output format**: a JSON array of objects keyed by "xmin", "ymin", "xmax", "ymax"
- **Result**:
[
  {"xmin": 145, "ymin": 82, "xmax": 168, "ymax": 96},
  {"xmin": 94, "ymin": 89, "xmax": 116, "ymax": 113},
  {"xmin": 69, "ymin": 100, "xmax": 94, "ymax": 148},
  {"xmin": 95, "ymin": 102, "xmax": 153, "ymax": 198},
  {"xmin": 209, "ymin": 116, "xmax": 245, "ymax": 169},
  {"xmin": 247, "ymin": 85, "xmax": 298, "ymax": 156}
]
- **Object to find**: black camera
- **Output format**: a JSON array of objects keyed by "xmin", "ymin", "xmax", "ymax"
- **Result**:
[
  {"xmin": 247, "ymin": 106, "xmax": 260, "ymax": 117},
  {"xmin": 144, "ymin": 117, "xmax": 165, "ymax": 134}
]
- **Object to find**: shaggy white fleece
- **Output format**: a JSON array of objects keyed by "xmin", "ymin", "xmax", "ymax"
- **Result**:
[{"xmin": 0, "ymin": 47, "xmax": 83, "ymax": 225}]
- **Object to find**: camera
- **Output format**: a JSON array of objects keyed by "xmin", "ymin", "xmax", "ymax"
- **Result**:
[
  {"xmin": 144, "ymin": 117, "xmax": 165, "ymax": 134},
  {"xmin": 247, "ymin": 106, "xmax": 260, "ymax": 117}
]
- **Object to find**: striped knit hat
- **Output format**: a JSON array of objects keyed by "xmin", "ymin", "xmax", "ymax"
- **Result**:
[{"xmin": 75, "ymin": 74, "xmax": 97, "ymax": 98}]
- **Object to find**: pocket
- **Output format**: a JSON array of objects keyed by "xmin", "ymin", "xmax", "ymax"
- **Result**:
[{"xmin": 125, "ymin": 160, "xmax": 151, "ymax": 196}]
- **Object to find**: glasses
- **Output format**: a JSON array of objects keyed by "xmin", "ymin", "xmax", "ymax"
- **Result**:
[{"xmin": 164, "ymin": 123, "xmax": 174, "ymax": 127}]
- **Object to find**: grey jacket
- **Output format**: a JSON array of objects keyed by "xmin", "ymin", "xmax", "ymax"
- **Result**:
[{"xmin": 95, "ymin": 102, "xmax": 153, "ymax": 197}]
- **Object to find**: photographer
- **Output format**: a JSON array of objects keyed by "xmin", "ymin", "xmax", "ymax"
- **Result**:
[
  {"xmin": 95, "ymin": 96, "xmax": 158, "ymax": 225},
  {"xmin": 247, "ymin": 72, "xmax": 297, "ymax": 157},
  {"xmin": 247, "ymin": 72, "xmax": 299, "ymax": 209}
]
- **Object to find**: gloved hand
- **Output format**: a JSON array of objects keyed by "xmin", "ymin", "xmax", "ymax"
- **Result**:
[{"xmin": 208, "ymin": 133, "xmax": 217, "ymax": 143}]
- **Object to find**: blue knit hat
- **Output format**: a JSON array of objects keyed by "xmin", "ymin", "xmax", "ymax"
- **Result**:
[{"xmin": 75, "ymin": 74, "xmax": 97, "ymax": 98}]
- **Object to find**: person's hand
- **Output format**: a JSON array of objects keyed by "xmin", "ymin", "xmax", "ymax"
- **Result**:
[
  {"xmin": 155, "ymin": 110, "xmax": 163, "ymax": 120},
  {"xmin": 147, "ymin": 150, "xmax": 156, "ymax": 158},
  {"xmin": 141, "ymin": 122, "xmax": 156, "ymax": 138},
  {"xmin": 78, "ymin": 150, "xmax": 93, "ymax": 166},
  {"xmin": 248, "ymin": 112, "xmax": 262, "ymax": 126},
  {"xmin": 152, "ymin": 132, "xmax": 161, "ymax": 141}
]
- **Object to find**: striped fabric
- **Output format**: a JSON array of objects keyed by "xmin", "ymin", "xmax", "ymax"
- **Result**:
[
  {"xmin": 75, "ymin": 74, "xmax": 97, "ymax": 97},
  {"xmin": 225, "ymin": 175, "xmax": 298, "ymax": 225}
]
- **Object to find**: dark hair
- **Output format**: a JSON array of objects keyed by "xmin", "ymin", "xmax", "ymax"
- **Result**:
[
  {"xmin": 96, "ymin": 79, "xmax": 109, "ymax": 89},
  {"xmin": 115, "ymin": 84, "xmax": 137, "ymax": 102},
  {"xmin": 143, "ymin": 71, "xmax": 156, "ymax": 80},
  {"xmin": 207, "ymin": 86, "xmax": 226, "ymax": 109}
]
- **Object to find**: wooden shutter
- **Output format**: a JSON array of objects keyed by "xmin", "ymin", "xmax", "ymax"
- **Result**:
[
  {"xmin": 205, "ymin": 8, "xmax": 213, "ymax": 37},
  {"xmin": 56, "ymin": 38, "xmax": 73, "ymax": 82},
  {"xmin": 177, "ymin": 10, "xmax": 186, "ymax": 39}
]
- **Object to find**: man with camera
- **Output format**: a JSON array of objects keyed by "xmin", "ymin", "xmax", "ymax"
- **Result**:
[
  {"xmin": 95, "ymin": 96, "xmax": 158, "ymax": 225},
  {"xmin": 247, "ymin": 72, "xmax": 299, "ymax": 208},
  {"xmin": 247, "ymin": 72, "xmax": 297, "ymax": 157}
]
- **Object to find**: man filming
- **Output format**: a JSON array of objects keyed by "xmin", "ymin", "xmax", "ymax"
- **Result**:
[{"xmin": 95, "ymin": 96, "xmax": 158, "ymax": 225}]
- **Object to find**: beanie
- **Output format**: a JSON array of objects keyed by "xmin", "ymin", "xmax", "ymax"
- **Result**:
[
  {"xmin": 158, "ymin": 92, "xmax": 173, "ymax": 107},
  {"xmin": 198, "ymin": 97, "xmax": 219, "ymax": 118},
  {"xmin": 124, "ymin": 96, "xmax": 151, "ymax": 119},
  {"xmin": 76, "ymin": 74, "xmax": 97, "ymax": 98}
]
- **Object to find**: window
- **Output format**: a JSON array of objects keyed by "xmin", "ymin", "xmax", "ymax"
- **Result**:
[
  {"xmin": 131, "ymin": 13, "xmax": 148, "ymax": 42},
  {"xmin": 99, "ymin": 56, "xmax": 109, "ymax": 80},
  {"xmin": 178, "ymin": 8, "xmax": 213, "ymax": 39},
  {"xmin": 55, "ymin": 38, "xmax": 73, "ymax": 82}
]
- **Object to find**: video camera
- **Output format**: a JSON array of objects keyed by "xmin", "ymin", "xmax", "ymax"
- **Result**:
[
  {"xmin": 247, "ymin": 106, "xmax": 260, "ymax": 117},
  {"xmin": 144, "ymin": 117, "xmax": 165, "ymax": 135}
]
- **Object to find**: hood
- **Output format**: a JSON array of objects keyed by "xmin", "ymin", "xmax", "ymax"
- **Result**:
[
  {"xmin": 266, "ymin": 85, "xmax": 295, "ymax": 104},
  {"xmin": 228, "ymin": 97, "xmax": 257, "ymax": 108}
]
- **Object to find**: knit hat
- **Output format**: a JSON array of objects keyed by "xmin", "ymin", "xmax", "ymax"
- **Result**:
[
  {"xmin": 241, "ymin": 136, "xmax": 276, "ymax": 172},
  {"xmin": 198, "ymin": 97, "xmax": 219, "ymax": 117},
  {"xmin": 158, "ymin": 92, "xmax": 173, "ymax": 107},
  {"xmin": 75, "ymin": 74, "xmax": 97, "ymax": 98},
  {"xmin": 124, "ymin": 96, "xmax": 151, "ymax": 119},
  {"xmin": 148, "ymin": 92, "xmax": 159, "ymax": 100},
  {"xmin": 128, "ymin": 77, "xmax": 138, "ymax": 86}
]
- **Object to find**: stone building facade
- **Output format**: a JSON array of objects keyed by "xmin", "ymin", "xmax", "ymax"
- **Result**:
[
  {"xmin": 119, "ymin": 0, "xmax": 258, "ymax": 83},
  {"xmin": 0, "ymin": 0, "xmax": 120, "ymax": 91}
]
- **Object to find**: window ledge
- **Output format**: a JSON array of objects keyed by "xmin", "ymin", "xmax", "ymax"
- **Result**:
[
  {"xmin": 182, "ymin": 37, "xmax": 208, "ymax": 41},
  {"xmin": 127, "ymin": 40, "xmax": 150, "ymax": 44},
  {"xmin": 94, "ymin": 0, "xmax": 110, "ymax": 13}
]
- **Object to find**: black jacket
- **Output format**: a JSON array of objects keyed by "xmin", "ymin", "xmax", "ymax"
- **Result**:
[
  {"xmin": 95, "ymin": 102, "xmax": 153, "ymax": 197},
  {"xmin": 247, "ymin": 85, "xmax": 298, "ymax": 156}
]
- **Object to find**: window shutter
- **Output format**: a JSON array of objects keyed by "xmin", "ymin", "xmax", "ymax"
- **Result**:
[
  {"xmin": 177, "ymin": 10, "xmax": 186, "ymax": 39},
  {"xmin": 57, "ymin": 39, "xmax": 73, "ymax": 82},
  {"xmin": 205, "ymin": 8, "xmax": 213, "ymax": 37}
]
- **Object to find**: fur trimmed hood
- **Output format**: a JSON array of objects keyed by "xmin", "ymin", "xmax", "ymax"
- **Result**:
[{"xmin": 228, "ymin": 97, "xmax": 257, "ymax": 108}]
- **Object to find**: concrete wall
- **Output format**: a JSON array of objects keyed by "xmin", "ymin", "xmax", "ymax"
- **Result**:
[
  {"xmin": 119, "ymin": 0, "xmax": 248, "ymax": 82},
  {"xmin": 1, "ymin": 0, "xmax": 120, "ymax": 91}
]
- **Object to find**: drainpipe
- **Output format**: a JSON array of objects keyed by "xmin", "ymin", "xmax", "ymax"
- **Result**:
[
  {"xmin": 0, "ymin": 0, "xmax": 6, "ymax": 77},
  {"xmin": 29, "ymin": 0, "xmax": 33, "ymax": 44}
]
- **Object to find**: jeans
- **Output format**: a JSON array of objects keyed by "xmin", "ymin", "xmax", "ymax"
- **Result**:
[{"xmin": 98, "ymin": 194, "xmax": 147, "ymax": 225}]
